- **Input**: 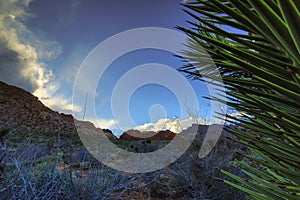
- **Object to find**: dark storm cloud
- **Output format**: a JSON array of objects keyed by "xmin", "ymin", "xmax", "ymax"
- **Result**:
[
  {"xmin": 0, "ymin": 0, "xmax": 61, "ymax": 93},
  {"xmin": 0, "ymin": 40, "xmax": 37, "ymax": 92}
]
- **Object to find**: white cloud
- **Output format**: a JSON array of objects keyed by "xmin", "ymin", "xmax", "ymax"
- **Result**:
[
  {"xmin": 134, "ymin": 117, "xmax": 206, "ymax": 133},
  {"xmin": 0, "ymin": 0, "xmax": 79, "ymax": 114},
  {"xmin": 83, "ymin": 117, "xmax": 117, "ymax": 129},
  {"xmin": 97, "ymin": 119, "xmax": 117, "ymax": 129},
  {"xmin": 33, "ymin": 85, "xmax": 81, "ymax": 113}
]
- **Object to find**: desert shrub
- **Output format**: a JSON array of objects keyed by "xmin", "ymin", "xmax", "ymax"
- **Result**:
[
  {"xmin": 0, "ymin": 128, "xmax": 251, "ymax": 199},
  {"xmin": 0, "ymin": 130, "xmax": 140, "ymax": 200},
  {"xmin": 165, "ymin": 135, "xmax": 248, "ymax": 199},
  {"xmin": 113, "ymin": 139, "xmax": 167, "ymax": 153},
  {"xmin": 171, "ymin": 137, "xmax": 247, "ymax": 199},
  {"xmin": 139, "ymin": 127, "xmax": 249, "ymax": 199}
]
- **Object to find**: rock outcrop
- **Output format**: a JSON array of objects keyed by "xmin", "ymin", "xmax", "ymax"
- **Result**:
[
  {"xmin": 120, "ymin": 129, "xmax": 176, "ymax": 141},
  {"xmin": 97, "ymin": 128, "xmax": 117, "ymax": 140}
]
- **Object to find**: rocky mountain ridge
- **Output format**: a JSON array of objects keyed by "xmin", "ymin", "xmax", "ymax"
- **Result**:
[
  {"xmin": 120, "ymin": 129, "xmax": 176, "ymax": 141},
  {"xmin": 0, "ymin": 81, "xmax": 119, "ymax": 139},
  {"xmin": 0, "ymin": 81, "xmax": 177, "ymax": 141}
]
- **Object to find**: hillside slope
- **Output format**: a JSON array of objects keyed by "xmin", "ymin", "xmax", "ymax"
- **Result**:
[
  {"xmin": 0, "ymin": 81, "xmax": 76, "ymax": 133},
  {"xmin": 0, "ymin": 81, "xmax": 118, "ymax": 140}
]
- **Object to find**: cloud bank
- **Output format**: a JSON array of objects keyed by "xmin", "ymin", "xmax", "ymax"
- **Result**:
[
  {"xmin": 134, "ymin": 117, "xmax": 206, "ymax": 133},
  {"xmin": 0, "ymin": 0, "xmax": 79, "ymax": 113}
]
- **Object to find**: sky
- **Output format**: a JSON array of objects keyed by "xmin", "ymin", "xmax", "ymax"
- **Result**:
[{"xmin": 0, "ymin": 0, "xmax": 221, "ymax": 136}]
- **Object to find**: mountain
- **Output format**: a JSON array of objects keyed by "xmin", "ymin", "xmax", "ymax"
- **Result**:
[
  {"xmin": 120, "ymin": 129, "xmax": 176, "ymax": 141},
  {"xmin": 0, "ymin": 81, "xmax": 227, "ymax": 142},
  {"xmin": 0, "ymin": 81, "xmax": 73, "ymax": 133},
  {"xmin": 0, "ymin": 81, "xmax": 116, "ymax": 140}
]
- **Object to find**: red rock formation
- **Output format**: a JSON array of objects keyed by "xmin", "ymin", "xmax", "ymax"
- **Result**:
[
  {"xmin": 60, "ymin": 113, "xmax": 74, "ymax": 123},
  {"xmin": 97, "ymin": 128, "xmax": 117, "ymax": 140},
  {"xmin": 120, "ymin": 129, "xmax": 176, "ymax": 141},
  {"xmin": 156, "ymin": 130, "xmax": 176, "ymax": 140}
]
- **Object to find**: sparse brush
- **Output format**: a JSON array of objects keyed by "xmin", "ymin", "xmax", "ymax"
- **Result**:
[{"xmin": 0, "ymin": 131, "xmax": 140, "ymax": 200}]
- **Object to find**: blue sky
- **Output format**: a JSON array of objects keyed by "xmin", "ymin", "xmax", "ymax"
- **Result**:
[{"xmin": 0, "ymin": 0, "xmax": 219, "ymax": 136}]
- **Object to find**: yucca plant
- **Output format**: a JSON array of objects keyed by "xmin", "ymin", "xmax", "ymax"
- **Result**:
[{"xmin": 178, "ymin": 0, "xmax": 300, "ymax": 199}]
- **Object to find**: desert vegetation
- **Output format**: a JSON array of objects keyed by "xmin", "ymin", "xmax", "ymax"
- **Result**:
[
  {"xmin": 0, "ymin": 129, "xmax": 140, "ymax": 199},
  {"xmin": 0, "ymin": 124, "xmax": 249, "ymax": 199},
  {"xmin": 1, "ymin": 0, "xmax": 299, "ymax": 199}
]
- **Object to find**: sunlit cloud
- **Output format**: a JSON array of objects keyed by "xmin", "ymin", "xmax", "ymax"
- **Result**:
[
  {"xmin": 0, "ymin": 0, "xmax": 79, "ymax": 114},
  {"xmin": 97, "ymin": 119, "xmax": 117, "ymax": 129},
  {"xmin": 33, "ymin": 85, "xmax": 81, "ymax": 113},
  {"xmin": 83, "ymin": 117, "xmax": 117, "ymax": 129},
  {"xmin": 134, "ymin": 116, "xmax": 206, "ymax": 133}
]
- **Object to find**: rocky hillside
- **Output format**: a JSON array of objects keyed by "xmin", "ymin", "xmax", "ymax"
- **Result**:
[
  {"xmin": 0, "ymin": 81, "xmax": 116, "ymax": 140},
  {"xmin": 0, "ymin": 81, "xmax": 178, "ymax": 141},
  {"xmin": 120, "ymin": 129, "xmax": 176, "ymax": 141},
  {"xmin": 0, "ymin": 81, "xmax": 74, "ymax": 133}
]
